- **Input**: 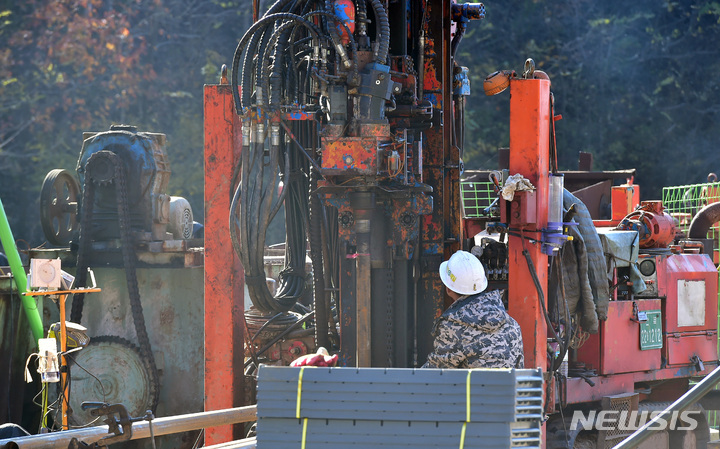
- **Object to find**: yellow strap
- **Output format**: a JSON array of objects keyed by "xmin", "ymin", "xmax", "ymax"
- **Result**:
[
  {"xmin": 461, "ymin": 369, "xmax": 477, "ymax": 447},
  {"xmin": 301, "ymin": 418, "xmax": 308, "ymax": 449},
  {"xmin": 465, "ymin": 369, "xmax": 472, "ymax": 422},
  {"xmin": 296, "ymin": 366, "xmax": 306, "ymax": 419}
]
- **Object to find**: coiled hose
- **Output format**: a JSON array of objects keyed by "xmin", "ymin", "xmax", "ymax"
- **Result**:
[
  {"xmin": 230, "ymin": 0, "xmax": 392, "ymax": 319},
  {"xmin": 232, "ymin": 12, "xmax": 320, "ymax": 113}
]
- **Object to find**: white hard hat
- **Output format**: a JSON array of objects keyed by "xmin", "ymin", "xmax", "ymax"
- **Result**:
[{"xmin": 439, "ymin": 250, "xmax": 488, "ymax": 296}]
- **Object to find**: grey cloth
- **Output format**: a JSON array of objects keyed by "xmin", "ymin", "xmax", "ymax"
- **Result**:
[
  {"xmin": 597, "ymin": 229, "xmax": 647, "ymax": 294},
  {"xmin": 423, "ymin": 290, "xmax": 524, "ymax": 369},
  {"xmin": 560, "ymin": 190, "xmax": 611, "ymax": 334}
]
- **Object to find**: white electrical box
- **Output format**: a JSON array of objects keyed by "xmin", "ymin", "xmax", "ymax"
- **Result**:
[
  {"xmin": 29, "ymin": 258, "xmax": 62, "ymax": 290},
  {"xmin": 38, "ymin": 338, "xmax": 60, "ymax": 383}
]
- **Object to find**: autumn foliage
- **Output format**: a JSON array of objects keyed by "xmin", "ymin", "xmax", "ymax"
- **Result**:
[{"xmin": 1, "ymin": 1, "xmax": 720, "ymax": 245}]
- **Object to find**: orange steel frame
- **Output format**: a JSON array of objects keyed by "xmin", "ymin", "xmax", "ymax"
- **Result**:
[
  {"xmin": 506, "ymin": 78, "xmax": 551, "ymax": 447},
  {"xmin": 507, "ymin": 77, "xmax": 550, "ymax": 371},
  {"xmin": 203, "ymin": 82, "xmax": 246, "ymax": 444}
]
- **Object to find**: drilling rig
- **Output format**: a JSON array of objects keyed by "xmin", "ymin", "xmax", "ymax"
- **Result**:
[
  {"xmin": 6, "ymin": 1, "xmax": 718, "ymax": 448},
  {"xmin": 220, "ymin": 1, "xmax": 720, "ymax": 448}
]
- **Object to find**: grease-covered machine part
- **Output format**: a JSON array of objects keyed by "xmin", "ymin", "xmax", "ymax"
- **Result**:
[
  {"xmin": 67, "ymin": 336, "xmax": 159, "ymax": 426},
  {"xmin": 76, "ymin": 125, "xmax": 174, "ymax": 241}
]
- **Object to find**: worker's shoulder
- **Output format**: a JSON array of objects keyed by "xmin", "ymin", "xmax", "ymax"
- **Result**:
[{"xmin": 462, "ymin": 288, "xmax": 504, "ymax": 309}]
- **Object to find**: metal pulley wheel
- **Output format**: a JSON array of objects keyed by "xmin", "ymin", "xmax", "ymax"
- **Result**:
[
  {"xmin": 40, "ymin": 169, "xmax": 80, "ymax": 245},
  {"xmin": 67, "ymin": 336, "xmax": 160, "ymax": 426}
]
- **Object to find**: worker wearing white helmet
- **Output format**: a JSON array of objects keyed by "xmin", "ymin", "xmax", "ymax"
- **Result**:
[{"xmin": 423, "ymin": 250, "xmax": 524, "ymax": 369}]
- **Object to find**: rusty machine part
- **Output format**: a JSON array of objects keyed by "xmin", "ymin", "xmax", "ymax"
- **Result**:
[
  {"xmin": 483, "ymin": 70, "xmax": 516, "ymax": 96},
  {"xmin": 66, "ymin": 336, "xmax": 158, "ymax": 427},
  {"xmin": 40, "ymin": 169, "xmax": 81, "ymax": 246},
  {"xmin": 48, "ymin": 124, "xmax": 199, "ymax": 423},
  {"xmin": 70, "ymin": 150, "xmax": 160, "ymax": 414},
  {"xmin": 616, "ymin": 200, "xmax": 679, "ymax": 248},
  {"xmin": 75, "ymin": 125, "xmax": 174, "ymax": 242},
  {"xmin": 41, "ymin": 124, "xmax": 195, "ymax": 245}
]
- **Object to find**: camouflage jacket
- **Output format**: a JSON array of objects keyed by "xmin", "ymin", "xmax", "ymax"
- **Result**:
[{"xmin": 423, "ymin": 289, "xmax": 524, "ymax": 369}]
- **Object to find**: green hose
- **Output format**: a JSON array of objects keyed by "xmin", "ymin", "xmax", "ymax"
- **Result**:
[{"xmin": 0, "ymin": 197, "xmax": 44, "ymax": 346}]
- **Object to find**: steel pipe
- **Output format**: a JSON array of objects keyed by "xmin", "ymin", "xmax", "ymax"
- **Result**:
[
  {"xmin": 613, "ymin": 365, "xmax": 720, "ymax": 449},
  {"xmin": 204, "ymin": 437, "xmax": 257, "ymax": 449},
  {"xmin": 688, "ymin": 202, "xmax": 720, "ymax": 239},
  {"xmin": 0, "ymin": 405, "xmax": 257, "ymax": 449}
]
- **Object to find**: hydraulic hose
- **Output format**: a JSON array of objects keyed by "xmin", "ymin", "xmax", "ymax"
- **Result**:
[
  {"xmin": 522, "ymin": 249, "xmax": 565, "ymax": 370},
  {"xmin": 319, "ymin": 1, "xmax": 352, "ymax": 70},
  {"xmin": 241, "ymin": 25, "xmax": 266, "ymax": 108},
  {"xmin": 450, "ymin": 21, "xmax": 466, "ymax": 58},
  {"xmin": 265, "ymin": 24, "xmax": 296, "ymax": 109},
  {"xmin": 230, "ymin": 133, "xmax": 285, "ymax": 312},
  {"xmin": 303, "ymin": 10, "xmax": 359, "ymax": 83},
  {"xmin": 552, "ymin": 252, "xmax": 571, "ymax": 372},
  {"xmin": 232, "ymin": 12, "xmax": 320, "ymax": 113},
  {"xmin": 239, "ymin": 0, "xmax": 298, "ymax": 108},
  {"xmin": 367, "ymin": 0, "xmax": 390, "ymax": 63},
  {"xmin": 230, "ymin": 119, "xmax": 312, "ymax": 313}
]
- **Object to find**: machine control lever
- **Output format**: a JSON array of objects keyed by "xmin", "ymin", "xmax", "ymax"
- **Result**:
[
  {"xmin": 691, "ymin": 355, "xmax": 705, "ymax": 373},
  {"xmin": 68, "ymin": 402, "xmax": 155, "ymax": 448}
]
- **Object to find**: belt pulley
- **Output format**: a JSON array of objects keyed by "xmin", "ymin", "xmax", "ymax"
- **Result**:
[{"xmin": 70, "ymin": 150, "xmax": 160, "ymax": 412}]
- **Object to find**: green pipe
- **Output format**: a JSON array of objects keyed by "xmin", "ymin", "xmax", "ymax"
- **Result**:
[{"xmin": 0, "ymin": 197, "xmax": 44, "ymax": 345}]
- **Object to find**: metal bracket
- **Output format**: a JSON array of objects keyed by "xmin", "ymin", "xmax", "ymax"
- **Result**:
[
  {"xmin": 69, "ymin": 402, "xmax": 155, "ymax": 448},
  {"xmin": 691, "ymin": 355, "xmax": 705, "ymax": 373}
]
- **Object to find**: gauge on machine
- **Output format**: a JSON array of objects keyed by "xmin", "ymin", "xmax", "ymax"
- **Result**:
[{"xmin": 638, "ymin": 258, "xmax": 656, "ymax": 277}]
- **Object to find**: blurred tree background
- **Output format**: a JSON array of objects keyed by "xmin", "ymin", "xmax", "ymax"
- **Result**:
[
  {"xmin": 460, "ymin": 0, "xmax": 720, "ymax": 193},
  {"xmin": 1, "ymin": 0, "xmax": 719, "ymax": 246}
]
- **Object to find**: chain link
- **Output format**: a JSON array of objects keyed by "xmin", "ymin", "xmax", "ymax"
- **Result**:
[
  {"xmin": 69, "ymin": 169, "xmax": 97, "ymax": 323},
  {"xmin": 385, "ymin": 266, "xmax": 394, "ymax": 367}
]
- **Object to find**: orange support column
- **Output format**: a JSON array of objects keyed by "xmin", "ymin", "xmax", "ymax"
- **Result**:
[
  {"xmin": 204, "ymin": 81, "xmax": 245, "ymax": 444},
  {"xmin": 507, "ymin": 78, "xmax": 550, "ymax": 372}
]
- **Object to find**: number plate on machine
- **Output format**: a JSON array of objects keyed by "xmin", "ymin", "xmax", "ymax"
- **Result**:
[{"xmin": 640, "ymin": 310, "xmax": 663, "ymax": 350}]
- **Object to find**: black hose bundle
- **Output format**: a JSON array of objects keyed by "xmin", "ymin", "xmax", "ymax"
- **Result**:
[{"xmin": 229, "ymin": 0, "xmax": 391, "ymax": 320}]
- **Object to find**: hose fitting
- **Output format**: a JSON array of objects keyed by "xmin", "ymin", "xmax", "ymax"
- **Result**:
[
  {"xmin": 242, "ymin": 120, "xmax": 252, "ymax": 147},
  {"xmin": 270, "ymin": 123, "xmax": 281, "ymax": 147}
]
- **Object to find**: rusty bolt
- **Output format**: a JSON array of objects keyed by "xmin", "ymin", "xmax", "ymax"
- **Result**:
[
  {"xmin": 401, "ymin": 212, "xmax": 416, "ymax": 227},
  {"xmin": 339, "ymin": 211, "xmax": 354, "ymax": 228}
]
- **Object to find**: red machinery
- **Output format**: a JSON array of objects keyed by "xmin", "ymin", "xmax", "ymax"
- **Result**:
[{"xmin": 201, "ymin": 1, "xmax": 720, "ymax": 447}]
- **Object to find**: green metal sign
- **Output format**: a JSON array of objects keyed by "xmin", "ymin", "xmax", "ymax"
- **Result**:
[{"xmin": 640, "ymin": 310, "xmax": 663, "ymax": 350}]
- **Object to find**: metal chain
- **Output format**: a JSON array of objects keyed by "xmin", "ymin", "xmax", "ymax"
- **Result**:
[
  {"xmin": 70, "ymin": 159, "xmax": 98, "ymax": 323},
  {"xmin": 385, "ymin": 266, "xmax": 394, "ymax": 367},
  {"xmin": 109, "ymin": 151, "xmax": 160, "ymax": 410},
  {"xmin": 72, "ymin": 150, "xmax": 159, "ymax": 410}
]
